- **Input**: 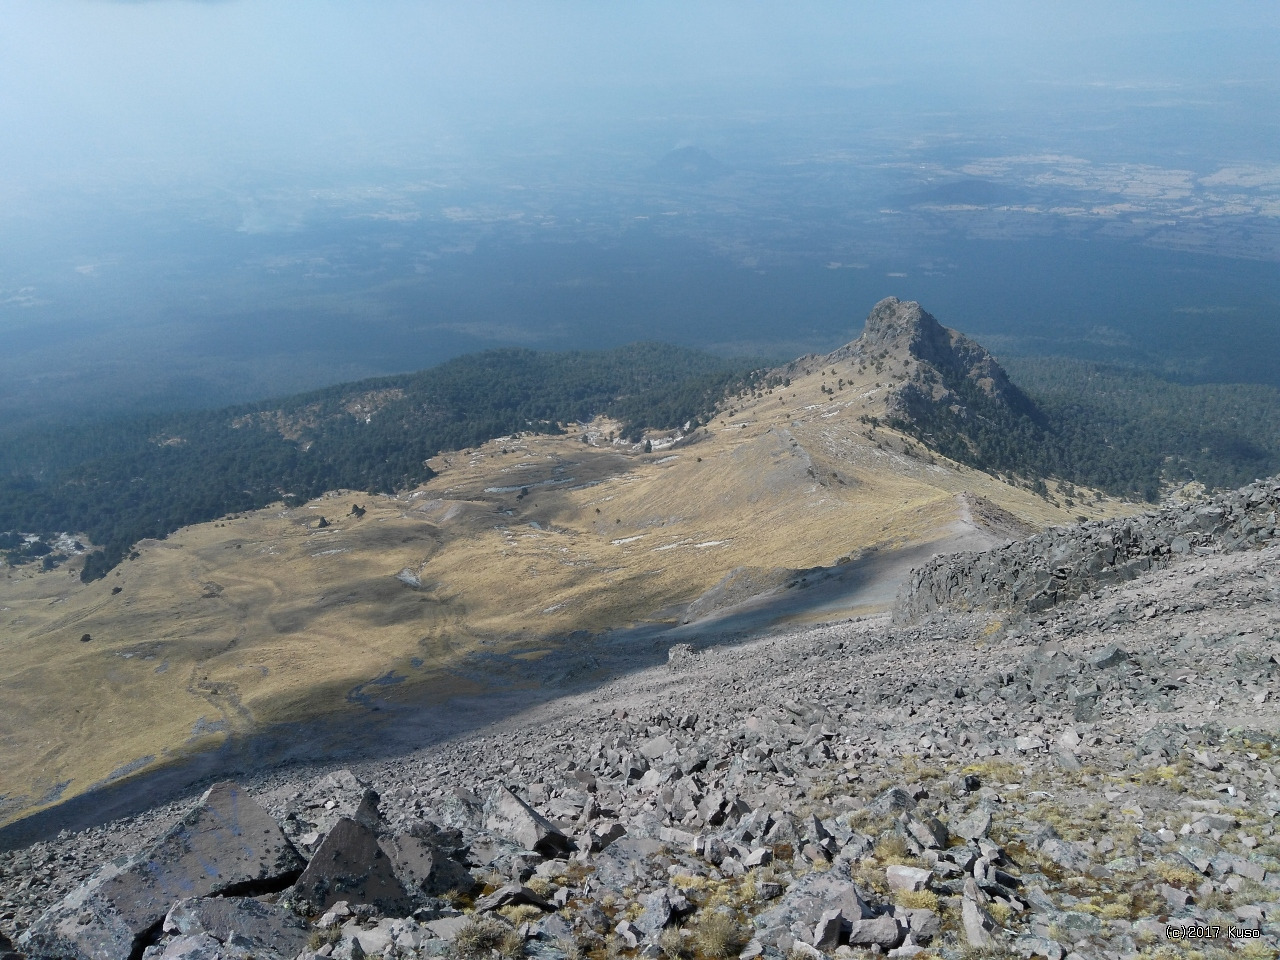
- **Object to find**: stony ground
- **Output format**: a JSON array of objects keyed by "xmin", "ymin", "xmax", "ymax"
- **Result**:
[{"xmin": 1, "ymin": 533, "xmax": 1279, "ymax": 960}]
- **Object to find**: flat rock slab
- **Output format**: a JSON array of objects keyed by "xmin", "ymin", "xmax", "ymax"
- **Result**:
[
  {"xmin": 292, "ymin": 816, "xmax": 413, "ymax": 915},
  {"xmin": 162, "ymin": 897, "xmax": 311, "ymax": 960},
  {"xmin": 20, "ymin": 781, "xmax": 303, "ymax": 960},
  {"xmin": 474, "ymin": 884, "xmax": 556, "ymax": 913}
]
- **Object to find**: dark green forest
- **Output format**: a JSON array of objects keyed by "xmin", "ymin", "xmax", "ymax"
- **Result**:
[
  {"xmin": 888, "ymin": 355, "xmax": 1280, "ymax": 504},
  {"xmin": 0, "ymin": 343, "xmax": 761, "ymax": 581}
]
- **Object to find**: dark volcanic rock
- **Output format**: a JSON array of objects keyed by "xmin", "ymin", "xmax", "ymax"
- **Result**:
[
  {"xmin": 160, "ymin": 897, "xmax": 310, "ymax": 960},
  {"xmin": 896, "ymin": 476, "xmax": 1280, "ymax": 621},
  {"xmin": 19, "ymin": 781, "xmax": 302, "ymax": 960},
  {"xmin": 380, "ymin": 830, "xmax": 474, "ymax": 898}
]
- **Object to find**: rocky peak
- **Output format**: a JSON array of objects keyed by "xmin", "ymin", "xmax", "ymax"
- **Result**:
[{"xmin": 857, "ymin": 297, "xmax": 1021, "ymax": 407}]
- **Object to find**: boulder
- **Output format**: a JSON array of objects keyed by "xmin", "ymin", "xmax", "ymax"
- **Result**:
[
  {"xmin": 847, "ymin": 915, "xmax": 904, "ymax": 949},
  {"xmin": 141, "ymin": 933, "xmax": 227, "ymax": 959},
  {"xmin": 379, "ymin": 830, "xmax": 475, "ymax": 897},
  {"xmin": 885, "ymin": 865, "xmax": 931, "ymax": 893},
  {"xmin": 20, "ymin": 782, "xmax": 303, "ymax": 960},
  {"xmin": 961, "ymin": 878, "xmax": 999, "ymax": 948},
  {"xmin": 483, "ymin": 786, "xmax": 571, "ymax": 858},
  {"xmin": 811, "ymin": 908, "xmax": 844, "ymax": 950},
  {"xmin": 752, "ymin": 868, "xmax": 871, "ymax": 948}
]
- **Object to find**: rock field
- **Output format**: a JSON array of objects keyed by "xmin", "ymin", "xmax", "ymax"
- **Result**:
[{"xmin": 2, "ymin": 480, "xmax": 1279, "ymax": 960}]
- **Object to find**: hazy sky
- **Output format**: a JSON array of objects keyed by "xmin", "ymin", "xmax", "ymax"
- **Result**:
[
  {"xmin": 3, "ymin": 0, "xmax": 1277, "ymax": 193},
  {"xmin": 0, "ymin": 1, "xmax": 1277, "ymax": 425}
]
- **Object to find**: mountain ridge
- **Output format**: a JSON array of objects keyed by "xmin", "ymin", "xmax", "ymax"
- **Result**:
[{"xmin": 0, "ymin": 301, "xmax": 1129, "ymax": 836}]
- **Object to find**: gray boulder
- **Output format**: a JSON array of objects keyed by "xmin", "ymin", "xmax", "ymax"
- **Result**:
[
  {"xmin": 161, "ymin": 897, "xmax": 310, "ymax": 960},
  {"xmin": 847, "ymin": 915, "xmax": 904, "ymax": 949},
  {"xmin": 380, "ymin": 830, "xmax": 475, "ymax": 898}
]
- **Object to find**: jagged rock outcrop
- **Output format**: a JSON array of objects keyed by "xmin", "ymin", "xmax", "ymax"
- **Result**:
[{"xmin": 896, "ymin": 475, "xmax": 1280, "ymax": 622}]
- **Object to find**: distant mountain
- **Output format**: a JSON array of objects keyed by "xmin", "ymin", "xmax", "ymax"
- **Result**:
[
  {"xmin": 645, "ymin": 146, "xmax": 732, "ymax": 184},
  {"xmin": 852, "ymin": 296, "xmax": 1042, "ymax": 424}
]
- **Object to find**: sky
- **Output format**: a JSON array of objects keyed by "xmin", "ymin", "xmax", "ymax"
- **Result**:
[{"xmin": 2, "ymin": 1, "xmax": 1277, "ymax": 194}]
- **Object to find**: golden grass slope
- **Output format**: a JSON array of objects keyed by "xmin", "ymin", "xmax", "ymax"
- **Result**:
[{"xmin": 0, "ymin": 337, "xmax": 1136, "ymax": 827}]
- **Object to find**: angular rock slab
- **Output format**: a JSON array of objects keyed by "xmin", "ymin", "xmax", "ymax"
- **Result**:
[
  {"xmin": 20, "ymin": 781, "xmax": 303, "ymax": 960},
  {"xmin": 474, "ymin": 884, "xmax": 556, "ymax": 913},
  {"xmin": 482, "ymin": 785, "xmax": 571, "ymax": 857},
  {"xmin": 885, "ymin": 865, "xmax": 931, "ymax": 893},
  {"xmin": 292, "ymin": 816, "xmax": 413, "ymax": 915},
  {"xmin": 379, "ymin": 830, "xmax": 475, "ymax": 898}
]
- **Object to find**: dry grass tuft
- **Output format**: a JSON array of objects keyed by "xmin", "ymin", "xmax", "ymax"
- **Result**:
[
  {"xmin": 659, "ymin": 927, "xmax": 689, "ymax": 960},
  {"xmin": 690, "ymin": 910, "xmax": 746, "ymax": 959},
  {"xmin": 895, "ymin": 889, "xmax": 940, "ymax": 911},
  {"xmin": 525, "ymin": 876, "xmax": 554, "ymax": 899},
  {"xmin": 499, "ymin": 904, "xmax": 544, "ymax": 927},
  {"xmin": 1154, "ymin": 861, "xmax": 1203, "ymax": 887},
  {"xmin": 454, "ymin": 916, "xmax": 523, "ymax": 960},
  {"xmin": 873, "ymin": 832, "xmax": 915, "ymax": 865}
]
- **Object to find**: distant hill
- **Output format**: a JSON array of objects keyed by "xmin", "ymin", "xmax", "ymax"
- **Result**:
[{"xmin": 5, "ymin": 299, "xmax": 1280, "ymax": 585}]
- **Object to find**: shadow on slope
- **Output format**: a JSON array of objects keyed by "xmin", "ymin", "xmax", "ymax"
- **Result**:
[{"xmin": 0, "ymin": 510, "xmax": 1007, "ymax": 851}]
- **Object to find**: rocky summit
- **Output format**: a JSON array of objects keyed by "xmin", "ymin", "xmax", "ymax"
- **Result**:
[{"xmin": 1, "ymin": 477, "xmax": 1278, "ymax": 960}]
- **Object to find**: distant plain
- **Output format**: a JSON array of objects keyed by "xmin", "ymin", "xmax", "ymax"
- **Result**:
[{"xmin": 3, "ymin": 85, "xmax": 1277, "ymax": 433}]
